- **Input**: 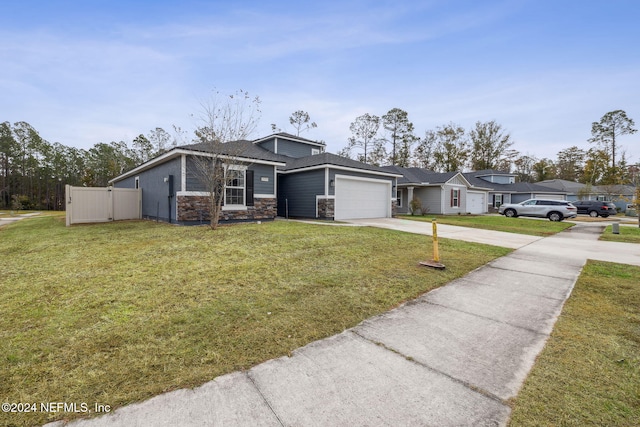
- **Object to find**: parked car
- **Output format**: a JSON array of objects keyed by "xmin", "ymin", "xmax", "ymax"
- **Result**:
[
  {"xmin": 498, "ymin": 199, "xmax": 577, "ymax": 221},
  {"xmin": 572, "ymin": 200, "xmax": 618, "ymax": 218}
]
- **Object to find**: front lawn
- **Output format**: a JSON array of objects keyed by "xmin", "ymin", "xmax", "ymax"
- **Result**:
[
  {"xmin": 398, "ymin": 214, "xmax": 573, "ymax": 236},
  {"xmin": 509, "ymin": 261, "xmax": 640, "ymax": 426},
  {"xmin": 0, "ymin": 215, "xmax": 510, "ymax": 426},
  {"xmin": 600, "ymin": 224, "xmax": 640, "ymax": 243}
]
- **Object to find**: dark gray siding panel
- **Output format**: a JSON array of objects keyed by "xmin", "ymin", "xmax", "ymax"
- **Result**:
[
  {"xmin": 114, "ymin": 157, "xmax": 181, "ymax": 222},
  {"xmin": 256, "ymin": 140, "xmax": 275, "ymax": 153},
  {"xmin": 250, "ymin": 163, "xmax": 275, "ymax": 195},
  {"xmin": 186, "ymin": 156, "xmax": 206, "ymax": 192},
  {"xmin": 277, "ymin": 169, "xmax": 325, "ymax": 218},
  {"xmin": 276, "ymin": 139, "xmax": 314, "ymax": 158},
  {"xmin": 187, "ymin": 157, "xmax": 273, "ymax": 194}
]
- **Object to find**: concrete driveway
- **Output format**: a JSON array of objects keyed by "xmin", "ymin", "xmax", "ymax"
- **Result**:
[{"xmin": 45, "ymin": 217, "xmax": 639, "ymax": 427}]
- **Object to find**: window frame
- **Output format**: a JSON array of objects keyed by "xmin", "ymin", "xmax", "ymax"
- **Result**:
[
  {"xmin": 223, "ymin": 164, "xmax": 247, "ymax": 210},
  {"xmin": 451, "ymin": 188, "xmax": 460, "ymax": 208}
]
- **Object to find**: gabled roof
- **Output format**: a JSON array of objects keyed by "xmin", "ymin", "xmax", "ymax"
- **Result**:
[
  {"xmin": 281, "ymin": 153, "xmax": 400, "ymax": 177},
  {"xmin": 110, "ymin": 140, "xmax": 288, "ymax": 183},
  {"xmin": 179, "ymin": 140, "xmax": 287, "ymax": 163},
  {"xmin": 253, "ymin": 132, "xmax": 326, "ymax": 147},
  {"xmin": 384, "ymin": 166, "xmax": 486, "ymax": 188}
]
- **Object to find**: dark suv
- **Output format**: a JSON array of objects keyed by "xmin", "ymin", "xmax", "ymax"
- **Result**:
[{"xmin": 572, "ymin": 200, "xmax": 618, "ymax": 218}]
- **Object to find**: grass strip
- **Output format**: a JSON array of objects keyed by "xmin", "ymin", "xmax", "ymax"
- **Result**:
[
  {"xmin": 509, "ymin": 261, "xmax": 640, "ymax": 426},
  {"xmin": 599, "ymin": 224, "xmax": 640, "ymax": 243},
  {"xmin": 398, "ymin": 214, "xmax": 573, "ymax": 236}
]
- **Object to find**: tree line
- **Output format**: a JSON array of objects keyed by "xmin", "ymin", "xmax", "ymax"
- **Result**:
[
  {"xmin": 338, "ymin": 108, "xmax": 638, "ymax": 186},
  {"xmin": 0, "ymin": 121, "xmax": 174, "ymax": 209}
]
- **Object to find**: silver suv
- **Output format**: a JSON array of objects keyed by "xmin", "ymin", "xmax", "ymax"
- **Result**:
[{"xmin": 498, "ymin": 199, "xmax": 577, "ymax": 221}]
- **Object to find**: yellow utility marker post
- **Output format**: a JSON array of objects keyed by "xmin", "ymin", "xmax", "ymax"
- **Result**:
[{"xmin": 419, "ymin": 218, "xmax": 446, "ymax": 270}]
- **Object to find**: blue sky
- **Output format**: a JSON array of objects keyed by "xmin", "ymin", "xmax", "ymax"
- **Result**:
[{"xmin": 2, "ymin": 0, "xmax": 639, "ymax": 164}]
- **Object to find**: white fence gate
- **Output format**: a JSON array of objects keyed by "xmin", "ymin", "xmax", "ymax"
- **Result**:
[{"xmin": 65, "ymin": 185, "xmax": 141, "ymax": 226}]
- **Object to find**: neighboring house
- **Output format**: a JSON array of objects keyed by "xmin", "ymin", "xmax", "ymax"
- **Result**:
[
  {"xmin": 383, "ymin": 166, "xmax": 493, "ymax": 215},
  {"xmin": 537, "ymin": 179, "xmax": 637, "ymax": 211},
  {"xmin": 465, "ymin": 170, "xmax": 568, "ymax": 212},
  {"xmin": 110, "ymin": 133, "xmax": 400, "ymax": 224}
]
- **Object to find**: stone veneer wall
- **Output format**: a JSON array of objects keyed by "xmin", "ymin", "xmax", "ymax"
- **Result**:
[
  {"xmin": 177, "ymin": 195, "xmax": 277, "ymax": 223},
  {"xmin": 317, "ymin": 198, "xmax": 335, "ymax": 219}
]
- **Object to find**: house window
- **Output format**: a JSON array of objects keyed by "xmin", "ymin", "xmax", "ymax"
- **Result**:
[
  {"xmin": 311, "ymin": 148, "xmax": 320, "ymax": 155},
  {"xmin": 396, "ymin": 189, "xmax": 403, "ymax": 208},
  {"xmin": 451, "ymin": 189, "xmax": 460, "ymax": 208},
  {"xmin": 225, "ymin": 168, "xmax": 245, "ymax": 206},
  {"xmin": 494, "ymin": 194, "xmax": 503, "ymax": 208}
]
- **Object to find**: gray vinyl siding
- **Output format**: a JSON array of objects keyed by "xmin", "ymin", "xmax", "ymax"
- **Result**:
[
  {"xmin": 327, "ymin": 169, "xmax": 395, "ymax": 196},
  {"xmin": 412, "ymin": 187, "xmax": 442, "ymax": 215},
  {"xmin": 277, "ymin": 169, "xmax": 325, "ymax": 218},
  {"xmin": 275, "ymin": 138, "xmax": 316, "ymax": 158},
  {"xmin": 114, "ymin": 157, "xmax": 181, "ymax": 222},
  {"xmin": 442, "ymin": 184, "xmax": 466, "ymax": 214},
  {"xmin": 186, "ymin": 156, "xmax": 205, "ymax": 191},
  {"xmin": 252, "ymin": 163, "xmax": 275, "ymax": 195},
  {"xmin": 256, "ymin": 140, "xmax": 275, "ymax": 153},
  {"xmin": 185, "ymin": 156, "xmax": 274, "ymax": 194}
]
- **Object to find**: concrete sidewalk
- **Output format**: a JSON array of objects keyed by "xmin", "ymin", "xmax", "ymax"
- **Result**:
[{"xmin": 46, "ymin": 222, "xmax": 639, "ymax": 427}]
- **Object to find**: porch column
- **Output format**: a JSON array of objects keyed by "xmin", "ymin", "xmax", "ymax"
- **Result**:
[{"xmin": 407, "ymin": 186, "xmax": 414, "ymax": 211}]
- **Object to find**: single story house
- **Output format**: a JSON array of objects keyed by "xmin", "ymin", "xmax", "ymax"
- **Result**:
[
  {"xmin": 536, "ymin": 179, "xmax": 637, "ymax": 211},
  {"xmin": 464, "ymin": 170, "xmax": 568, "ymax": 212},
  {"xmin": 110, "ymin": 133, "xmax": 400, "ymax": 224},
  {"xmin": 382, "ymin": 166, "xmax": 493, "ymax": 215}
]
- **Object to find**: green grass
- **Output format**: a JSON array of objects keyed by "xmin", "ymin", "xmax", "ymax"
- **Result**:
[
  {"xmin": 600, "ymin": 224, "xmax": 640, "ymax": 243},
  {"xmin": 0, "ymin": 215, "xmax": 510, "ymax": 426},
  {"xmin": 509, "ymin": 261, "xmax": 640, "ymax": 426},
  {"xmin": 398, "ymin": 214, "xmax": 573, "ymax": 236}
]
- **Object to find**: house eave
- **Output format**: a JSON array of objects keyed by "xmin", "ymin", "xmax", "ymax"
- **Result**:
[
  {"xmin": 279, "ymin": 164, "xmax": 401, "ymax": 178},
  {"xmin": 109, "ymin": 148, "xmax": 287, "ymax": 184}
]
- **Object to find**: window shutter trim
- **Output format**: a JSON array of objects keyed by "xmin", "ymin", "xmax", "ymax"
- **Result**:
[{"xmin": 246, "ymin": 169, "xmax": 254, "ymax": 206}]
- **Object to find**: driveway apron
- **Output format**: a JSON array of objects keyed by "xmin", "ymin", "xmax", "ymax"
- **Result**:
[{"xmin": 46, "ymin": 221, "xmax": 639, "ymax": 427}]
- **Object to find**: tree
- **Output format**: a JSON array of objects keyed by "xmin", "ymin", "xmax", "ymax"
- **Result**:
[
  {"xmin": 132, "ymin": 134, "xmax": 154, "ymax": 164},
  {"xmin": 191, "ymin": 89, "xmax": 262, "ymax": 230},
  {"xmin": 555, "ymin": 146, "xmax": 585, "ymax": 181},
  {"xmin": 589, "ymin": 110, "xmax": 637, "ymax": 171},
  {"xmin": 346, "ymin": 113, "xmax": 381, "ymax": 164},
  {"xmin": 412, "ymin": 130, "xmax": 437, "ymax": 170},
  {"xmin": 289, "ymin": 110, "xmax": 317, "ymax": 136},
  {"xmin": 532, "ymin": 158, "xmax": 556, "ymax": 181},
  {"xmin": 147, "ymin": 127, "xmax": 173, "ymax": 156},
  {"xmin": 513, "ymin": 153, "xmax": 537, "ymax": 183},
  {"xmin": 469, "ymin": 120, "xmax": 514, "ymax": 171},
  {"xmin": 382, "ymin": 108, "xmax": 417, "ymax": 166},
  {"xmin": 432, "ymin": 123, "xmax": 469, "ymax": 172}
]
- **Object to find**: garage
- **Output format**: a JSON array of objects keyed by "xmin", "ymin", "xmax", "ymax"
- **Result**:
[
  {"xmin": 467, "ymin": 191, "xmax": 486, "ymax": 214},
  {"xmin": 334, "ymin": 175, "xmax": 391, "ymax": 220}
]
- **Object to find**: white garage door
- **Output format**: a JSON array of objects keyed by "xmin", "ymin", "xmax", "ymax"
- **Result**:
[
  {"xmin": 334, "ymin": 175, "xmax": 391, "ymax": 220},
  {"xmin": 467, "ymin": 191, "xmax": 486, "ymax": 214}
]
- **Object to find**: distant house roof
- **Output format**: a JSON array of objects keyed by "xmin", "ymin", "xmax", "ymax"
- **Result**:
[
  {"xmin": 536, "ymin": 179, "xmax": 590, "ymax": 193},
  {"xmin": 471, "ymin": 169, "xmax": 516, "ymax": 177},
  {"xmin": 281, "ymin": 153, "xmax": 401, "ymax": 176}
]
